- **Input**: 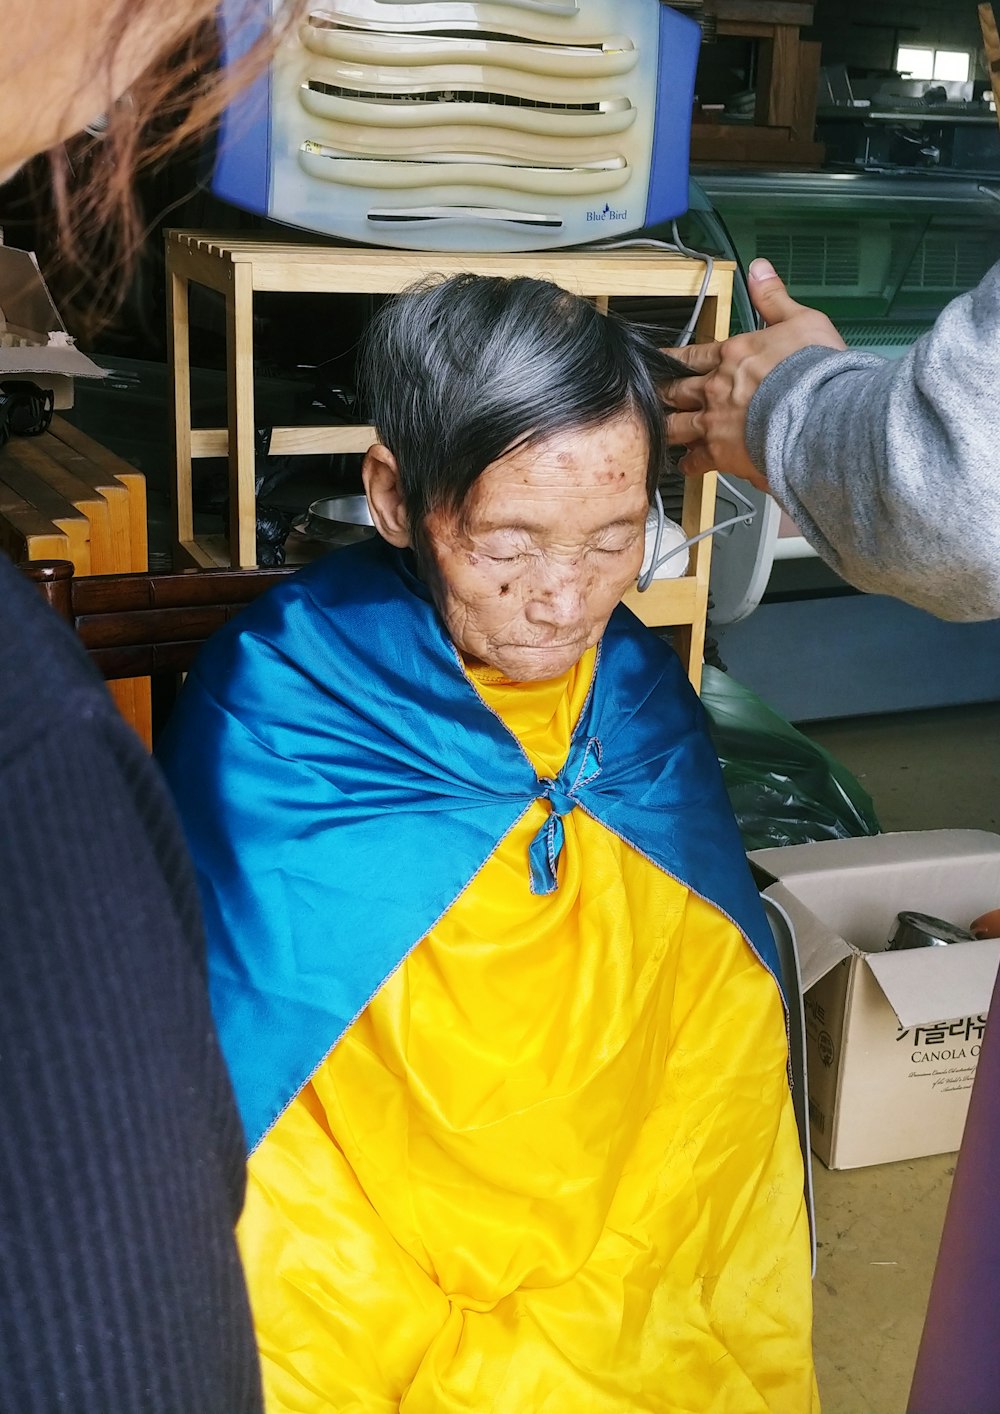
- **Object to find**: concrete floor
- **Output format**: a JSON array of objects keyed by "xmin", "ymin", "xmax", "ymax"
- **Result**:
[
  {"xmin": 810, "ymin": 705, "xmax": 1000, "ymax": 837},
  {"xmin": 810, "ymin": 1154, "xmax": 955, "ymax": 1414},
  {"xmin": 802, "ymin": 704, "xmax": 1000, "ymax": 1413}
]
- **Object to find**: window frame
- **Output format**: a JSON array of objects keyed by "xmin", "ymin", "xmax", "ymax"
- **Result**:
[{"xmin": 894, "ymin": 45, "xmax": 972, "ymax": 83}]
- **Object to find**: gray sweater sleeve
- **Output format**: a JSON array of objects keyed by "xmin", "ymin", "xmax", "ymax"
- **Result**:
[{"xmin": 745, "ymin": 258, "xmax": 1000, "ymax": 622}]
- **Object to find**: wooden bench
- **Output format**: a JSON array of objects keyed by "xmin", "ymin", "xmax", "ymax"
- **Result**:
[
  {"xmin": 2, "ymin": 418, "xmax": 151, "ymax": 739},
  {"xmin": 24, "ymin": 560, "xmax": 294, "ymax": 744}
]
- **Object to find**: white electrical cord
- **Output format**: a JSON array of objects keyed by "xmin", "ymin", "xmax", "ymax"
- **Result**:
[
  {"xmin": 636, "ymin": 477, "xmax": 757, "ymax": 592},
  {"xmin": 669, "ymin": 219, "xmax": 715, "ymax": 347},
  {"xmin": 589, "ymin": 227, "xmax": 745, "ymax": 591},
  {"xmin": 591, "ymin": 228, "xmax": 715, "ymax": 347}
]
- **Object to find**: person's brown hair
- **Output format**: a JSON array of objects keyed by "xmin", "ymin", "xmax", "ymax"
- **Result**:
[{"xmin": 42, "ymin": 0, "xmax": 299, "ymax": 313}]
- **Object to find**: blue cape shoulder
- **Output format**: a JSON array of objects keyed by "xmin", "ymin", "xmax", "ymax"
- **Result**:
[{"xmin": 157, "ymin": 538, "xmax": 779, "ymax": 1150}]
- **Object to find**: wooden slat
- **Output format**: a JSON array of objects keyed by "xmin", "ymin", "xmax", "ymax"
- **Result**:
[
  {"xmin": 37, "ymin": 432, "xmax": 140, "ymax": 731},
  {"xmin": 621, "ymin": 574, "xmax": 699, "ymax": 627},
  {"xmin": 757, "ymin": 25, "xmax": 801, "ymax": 128},
  {"xmin": 72, "ymin": 566, "xmax": 293, "ymax": 615},
  {"xmin": 116, "ymin": 467, "xmax": 147, "ymax": 572},
  {"xmin": 51, "ymin": 417, "xmax": 148, "ymax": 571},
  {"xmin": 190, "ymin": 424, "xmax": 377, "ymax": 458},
  {"xmin": 794, "ymin": 39, "xmax": 823, "ymax": 143},
  {"xmin": 251, "ymin": 255, "xmax": 736, "ymax": 300},
  {"xmin": 165, "ymin": 238, "xmax": 235, "ymax": 295},
  {"xmin": 5, "ymin": 439, "xmax": 115, "ymax": 572},
  {"xmin": 227, "ymin": 261, "xmax": 257, "ymax": 568},
  {"xmin": 40, "ymin": 430, "xmax": 133, "ymax": 571},
  {"xmin": 0, "ymin": 455, "xmax": 92, "ymax": 574},
  {"xmin": 168, "ymin": 253, "xmax": 195, "ymax": 546},
  {"xmin": 712, "ymin": 0, "xmax": 813, "ymax": 22},
  {"xmin": 44, "ymin": 420, "xmax": 151, "ymax": 745},
  {"xmin": 51, "ymin": 417, "xmax": 143, "ymax": 494},
  {"xmin": 0, "ymin": 480, "xmax": 70, "ymax": 562},
  {"xmin": 76, "ymin": 604, "xmax": 251, "ymax": 651},
  {"xmin": 76, "ymin": 606, "xmax": 231, "ymax": 651},
  {"xmin": 89, "ymin": 642, "xmax": 216, "ymax": 680},
  {"xmin": 717, "ymin": 18, "xmax": 779, "ymax": 36}
]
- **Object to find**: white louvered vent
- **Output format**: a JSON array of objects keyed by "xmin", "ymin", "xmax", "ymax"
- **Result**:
[
  {"xmin": 266, "ymin": 0, "xmax": 670, "ymax": 246},
  {"xmin": 295, "ymin": 4, "xmax": 637, "ymax": 200}
]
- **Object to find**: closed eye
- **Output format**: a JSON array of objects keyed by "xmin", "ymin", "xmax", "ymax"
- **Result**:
[{"xmin": 593, "ymin": 536, "xmax": 640, "ymax": 554}]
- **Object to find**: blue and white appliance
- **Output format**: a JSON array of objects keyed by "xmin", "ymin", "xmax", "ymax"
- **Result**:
[{"xmin": 213, "ymin": 0, "xmax": 701, "ymax": 251}]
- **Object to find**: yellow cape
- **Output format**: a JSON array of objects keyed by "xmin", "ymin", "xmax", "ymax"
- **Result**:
[{"xmin": 239, "ymin": 650, "xmax": 818, "ymax": 1412}]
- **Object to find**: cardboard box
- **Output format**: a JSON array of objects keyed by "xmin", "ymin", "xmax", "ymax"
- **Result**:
[
  {"xmin": 0, "ymin": 245, "xmax": 105, "ymax": 408},
  {"xmin": 751, "ymin": 831, "xmax": 1000, "ymax": 1170}
]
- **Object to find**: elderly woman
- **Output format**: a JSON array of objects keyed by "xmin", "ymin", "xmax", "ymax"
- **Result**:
[{"xmin": 158, "ymin": 274, "xmax": 817, "ymax": 1413}]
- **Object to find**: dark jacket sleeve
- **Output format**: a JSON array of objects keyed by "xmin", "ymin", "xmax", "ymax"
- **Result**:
[
  {"xmin": 0, "ymin": 556, "xmax": 262, "ymax": 1414},
  {"xmin": 746, "ymin": 258, "xmax": 1000, "ymax": 622}
]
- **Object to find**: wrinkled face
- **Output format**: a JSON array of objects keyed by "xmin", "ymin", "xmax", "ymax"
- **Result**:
[{"xmin": 418, "ymin": 414, "xmax": 650, "ymax": 682}]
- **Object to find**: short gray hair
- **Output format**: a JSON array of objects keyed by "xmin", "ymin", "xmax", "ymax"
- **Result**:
[{"xmin": 358, "ymin": 274, "xmax": 688, "ymax": 531}]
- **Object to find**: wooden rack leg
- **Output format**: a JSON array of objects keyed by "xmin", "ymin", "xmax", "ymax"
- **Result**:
[
  {"xmin": 674, "ymin": 290, "xmax": 728, "ymax": 691},
  {"xmin": 675, "ymin": 466, "xmax": 718, "ymax": 693},
  {"xmin": 167, "ymin": 258, "xmax": 194, "ymax": 563},
  {"xmin": 226, "ymin": 262, "xmax": 258, "ymax": 568}
]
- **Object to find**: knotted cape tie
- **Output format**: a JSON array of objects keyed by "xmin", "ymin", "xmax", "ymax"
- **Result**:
[{"xmin": 528, "ymin": 736, "xmax": 603, "ymax": 895}]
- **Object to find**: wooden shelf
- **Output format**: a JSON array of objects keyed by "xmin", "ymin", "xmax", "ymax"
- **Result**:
[
  {"xmin": 693, "ymin": 0, "xmax": 823, "ymax": 168},
  {"xmin": 168, "ymin": 232, "xmax": 737, "ymax": 300},
  {"xmin": 167, "ymin": 232, "xmax": 735, "ymax": 690},
  {"xmin": 189, "ymin": 425, "xmax": 377, "ymax": 459}
]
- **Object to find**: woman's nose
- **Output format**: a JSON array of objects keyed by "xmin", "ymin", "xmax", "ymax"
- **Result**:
[{"xmin": 523, "ymin": 562, "xmax": 587, "ymax": 627}]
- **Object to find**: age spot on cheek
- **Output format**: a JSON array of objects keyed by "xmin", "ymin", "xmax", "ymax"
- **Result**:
[{"xmin": 499, "ymin": 583, "xmax": 510, "ymax": 596}]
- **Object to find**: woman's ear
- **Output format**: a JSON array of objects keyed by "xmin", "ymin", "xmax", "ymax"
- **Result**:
[{"xmin": 362, "ymin": 444, "xmax": 412, "ymax": 548}]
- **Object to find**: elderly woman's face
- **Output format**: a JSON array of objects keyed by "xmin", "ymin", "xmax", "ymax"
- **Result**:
[{"xmin": 418, "ymin": 414, "xmax": 650, "ymax": 682}]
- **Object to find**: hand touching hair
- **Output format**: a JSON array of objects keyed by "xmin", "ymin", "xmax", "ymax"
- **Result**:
[{"xmin": 663, "ymin": 260, "xmax": 846, "ymax": 488}]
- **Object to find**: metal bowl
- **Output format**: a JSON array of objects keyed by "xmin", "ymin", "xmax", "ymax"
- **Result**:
[
  {"xmin": 886, "ymin": 911, "xmax": 976, "ymax": 951},
  {"xmin": 295, "ymin": 494, "xmax": 377, "ymax": 548}
]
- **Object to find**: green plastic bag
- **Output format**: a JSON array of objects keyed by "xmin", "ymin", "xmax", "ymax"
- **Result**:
[{"xmin": 699, "ymin": 665, "xmax": 881, "ymax": 853}]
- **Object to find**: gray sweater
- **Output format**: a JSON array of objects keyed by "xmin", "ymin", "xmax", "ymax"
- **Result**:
[{"xmin": 746, "ymin": 257, "xmax": 1000, "ymax": 622}]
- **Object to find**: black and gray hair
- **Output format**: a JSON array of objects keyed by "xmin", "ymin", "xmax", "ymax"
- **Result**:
[{"xmin": 358, "ymin": 274, "xmax": 688, "ymax": 532}]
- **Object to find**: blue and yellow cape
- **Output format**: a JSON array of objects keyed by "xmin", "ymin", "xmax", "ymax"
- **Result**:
[{"xmin": 157, "ymin": 537, "xmax": 780, "ymax": 1151}]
